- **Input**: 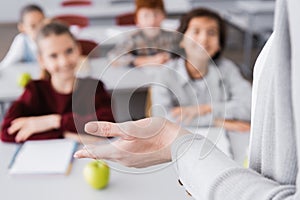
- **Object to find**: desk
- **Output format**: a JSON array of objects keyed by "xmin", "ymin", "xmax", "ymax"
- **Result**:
[
  {"xmin": 0, "ymin": 141, "xmax": 190, "ymax": 200},
  {"xmin": 0, "ymin": 63, "xmax": 40, "ymax": 102}
]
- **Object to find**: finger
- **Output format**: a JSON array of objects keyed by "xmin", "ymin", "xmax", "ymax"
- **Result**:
[
  {"xmin": 15, "ymin": 129, "xmax": 32, "ymax": 143},
  {"xmin": 15, "ymin": 131, "xmax": 26, "ymax": 143},
  {"xmin": 74, "ymin": 144, "xmax": 115, "ymax": 160},
  {"xmin": 86, "ymin": 118, "xmax": 170, "ymax": 141},
  {"xmin": 126, "ymin": 117, "xmax": 170, "ymax": 139},
  {"xmin": 8, "ymin": 121, "xmax": 23, "ymax": 135},
  {"xmin": 85, "ymin": 121, "xmax": 142, "ymax": 140}
]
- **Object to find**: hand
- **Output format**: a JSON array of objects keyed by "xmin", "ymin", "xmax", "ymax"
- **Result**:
[
  {"xmin": 152, "ymin": 52, "xmax": 170, "ymax": 64},
  {"xmin": 171, "ymin": 104, "xmax": 212, "ymax": 125},
  {"xmin": 134, "ymin": 53, "xmax": 170, "ymax": 67},
  {"xmin": 214, "ymin": 119, "xmax": 251, "ymax": 132},
  {"xmin": 74, "ymin": 117, "xmax": 190, "ymax": 168},
  {"xmin": 8, "ymin": 114, "xmax": 61, "ymax": 142},
  {"xmin": 63, "ymin": 131, "xmax": 107, "ymax": 144}
]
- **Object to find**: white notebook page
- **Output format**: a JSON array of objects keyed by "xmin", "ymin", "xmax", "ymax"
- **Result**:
[{"xmin": 9, "ymin": 139, "xmax": 77, "ymax": 175}]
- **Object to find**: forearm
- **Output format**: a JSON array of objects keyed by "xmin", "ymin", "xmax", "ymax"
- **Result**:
[
  {"xmin": 172, "ymin": 134, "xmax": 297, "ymax": 200},
  {"xmin": 1, "ymin": 128, "xmax": 63, "ymax": 143},
  {"xmin": 132, "ymin": 56, "xmax": 151, "ymax": 67}
]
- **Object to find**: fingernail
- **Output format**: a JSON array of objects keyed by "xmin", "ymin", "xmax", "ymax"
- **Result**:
[{"xmin": 85, "ymin": 122, "xmax": 98, "ymax": 133}]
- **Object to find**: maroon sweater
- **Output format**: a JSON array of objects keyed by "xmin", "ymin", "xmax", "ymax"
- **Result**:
[{"xmin": 1, "ymin": 78, "xmax": 114, "ymax": 142}]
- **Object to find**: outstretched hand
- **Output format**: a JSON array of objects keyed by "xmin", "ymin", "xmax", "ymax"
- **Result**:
[{"xmin": 74, "ymin": 117, "xmax": 190, "ymax": 168}]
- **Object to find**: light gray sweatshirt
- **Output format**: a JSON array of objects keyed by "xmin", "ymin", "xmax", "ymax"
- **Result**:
[
  {"xmin": 151, "ymin": 57, "xmax": 252, "ymax": 127},
  {"xmin": 171, "ymin": 0, "xmax": 300, "ymax": 199}
]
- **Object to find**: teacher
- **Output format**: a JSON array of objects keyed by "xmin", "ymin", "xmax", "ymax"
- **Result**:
[{"xmin": 75, "ymin": 0, "xmax": 300, "ymax": 199}]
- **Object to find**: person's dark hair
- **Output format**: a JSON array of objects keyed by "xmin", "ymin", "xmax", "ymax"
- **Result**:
[
  {"xmin": 19, "ymin": 4, "xmax": 44, "ymax": 23},
  {"xmin": 177, "ymin": 8, "xmax": 226, "ymax": 60},
  {"xmin": 36, "ymin": 21, "xmax": 77, "ymax": 80}
]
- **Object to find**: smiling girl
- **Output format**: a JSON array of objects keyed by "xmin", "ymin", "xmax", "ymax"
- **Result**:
[
  {"xmin": 151, "ymin": 8, "xmax": 252, "ymax": 132},
  {"xmin": 1, "ymin": 22, "xmax": 114, "ymax": 143}
]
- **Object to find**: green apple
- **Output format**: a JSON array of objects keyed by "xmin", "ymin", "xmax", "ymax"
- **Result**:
[
  {"xmin": 83, "ymin": 160, "xmax": 110, "ymax": 189},
  {"xmin": 17, "ymin": 73, "xmax": 32, "ymax": 88}
]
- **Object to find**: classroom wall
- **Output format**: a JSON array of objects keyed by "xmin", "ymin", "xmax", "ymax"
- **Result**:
[{"xmin": 0, "ymin": 0, "xmax": 62, "ymax": 24}]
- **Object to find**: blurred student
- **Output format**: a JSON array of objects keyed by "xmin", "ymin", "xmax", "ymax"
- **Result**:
[
  {"xmin": 1, "ymin": 21, "xmax": 114, "ymax": 143},
  {"xmin": 151, "ymin": 8, "xmax": 251, "ymax": 132},
  {"xmin": 108, "ymin": 0, "xmax": 178, "ymax": 67},
  {"xmin": 0, "ymin": 4, "xmax": 45, "ymax": 67}
]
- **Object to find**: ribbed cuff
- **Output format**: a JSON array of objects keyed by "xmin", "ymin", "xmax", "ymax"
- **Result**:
[{"xmin": 171, "ymin": 134, "xmax": 204, "ymax": 163}]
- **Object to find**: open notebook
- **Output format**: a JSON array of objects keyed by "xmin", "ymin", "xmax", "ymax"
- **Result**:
[{"xmin": 9, "ymin": 139, "xmax": 78, "ymax": 175}]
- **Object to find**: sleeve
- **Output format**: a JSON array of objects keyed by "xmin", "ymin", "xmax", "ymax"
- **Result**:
[
  {"xmin": 0, "ymin": 34, "xmax": 24, "ymax": 67},
  {"xmin": 213, "ymin": 62, "xmax": 252, "ymax": 121},
  {"xmin": 60, "ymin": 80, "xmax": 114, "ymax": 133},
  {"xmin": 171, "ymin": 1, "xmax": 300, "ymax": 198},
  {"xmin": 107, "ymin": 35, "xmax": 136, "ymax": 67},
  {"xmin": 171, "ymin": 134, "xmax": 297, "ymax": 200},
  {"xmin": 1, "ymin": 82, "xmax": 63, "ymax": 143}
]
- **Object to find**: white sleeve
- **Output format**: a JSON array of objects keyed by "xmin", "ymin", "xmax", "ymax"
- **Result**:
[
  {"xmin": 171, "ymin": 134, "xmax": 296, "ymax": 200},
  {"xmin": 1, "ymin": 34, "xmax": 25, "ymax": 67}
]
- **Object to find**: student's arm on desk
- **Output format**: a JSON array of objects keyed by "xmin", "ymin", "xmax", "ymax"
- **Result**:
[
  {"xmin": 132, "ymin": 52, "xmax": 170, "ymax": 67},
  {"xmin": 1, "ymin": 83, "xmax": 63, "ymax": 143},
  {"xmin": 169, "ymin": 106, "xmax": 251, "ymax": 132},
  {"xmin": 3, "ymin": 114, "xmax": 63, "ymax": 143},
  {"xmin": 214, "ymin": 119, "xmax": 250, "ymax": 132}
]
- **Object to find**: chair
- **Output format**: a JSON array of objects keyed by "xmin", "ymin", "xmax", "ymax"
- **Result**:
[
  {"xmin": 61, "ymin": 0, "xmax": 92, "ymax": 6},
  {"xmin": 54, "ymin": 14, "xmax": 89, "ymax": 28},
  {"xmin": 115, "ymin": 12, "xmax": 135, "ymax": 26},
  {"xmin": 77, "ymin": 39, "xmax": 99, "ymax": 57}
]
